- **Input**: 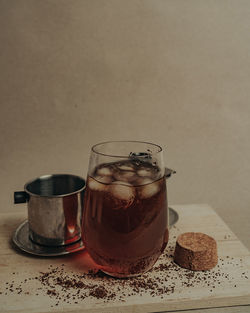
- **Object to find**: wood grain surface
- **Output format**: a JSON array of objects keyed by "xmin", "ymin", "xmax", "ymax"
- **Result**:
[{"xmin": 0, "ymin": 204, "xmax": 249, "ymax": 313}]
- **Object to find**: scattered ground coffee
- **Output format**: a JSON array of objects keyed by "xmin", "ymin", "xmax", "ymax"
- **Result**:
[{"xmin": 1, "ymin": 226, "xmax": 248, "ymax": 308}]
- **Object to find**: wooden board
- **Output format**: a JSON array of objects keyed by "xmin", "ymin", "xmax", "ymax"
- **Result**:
[{"xmin": 0, "ymin": 204, "xmax": 249, "ymax": 312}]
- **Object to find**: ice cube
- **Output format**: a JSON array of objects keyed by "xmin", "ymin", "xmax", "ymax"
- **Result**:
[
  {"xmin": 97, "ymin": 166, "xmax": 113, "ymax": 176},
  {"xmin": 109, "ymin": 181, "xmax": 135, "ymax": 203},
  {"xmin": 95, "ymin": 175, "xmax": 112, "ymax": 184},
  {"xmin": 119, "ymin": 164, "xmax": 135, "ymax": 171},
  {"xmin": 88, "ymin": 177, "xmax": 107, "ymax": 192},
  {"xmin": 139, "ymin": 180, "xmax": 160, "ymax": 199},
  {"xmin": 136, "ymin": 177, "xmax": 153, "ymax": 186},
  {"xmin": 137, "ymin": 168, "xmax": 151, "ymax": 177},
  {"xmin": 114, "ymin": 170, "xmax": 135, "ymax": 183}
]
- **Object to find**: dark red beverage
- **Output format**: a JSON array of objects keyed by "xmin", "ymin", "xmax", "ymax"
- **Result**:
[{"xmin": 82, "ymin": 160, "xmax": 168, "ymax": 277}]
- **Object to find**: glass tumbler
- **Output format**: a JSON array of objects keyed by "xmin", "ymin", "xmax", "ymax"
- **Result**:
[{"xmin": 82, "ymin": 141, "xmax": 168, "ymax": 277}]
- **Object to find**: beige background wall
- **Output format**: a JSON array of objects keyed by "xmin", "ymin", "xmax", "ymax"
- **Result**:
[{"xmin": 0, "ymin": 1, "xmax": 249, "ymax": 247}]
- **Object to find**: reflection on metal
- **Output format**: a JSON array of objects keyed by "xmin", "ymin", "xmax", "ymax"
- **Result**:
[{"xmin": 12, "ymin": 220, "xmax": 84, "ymax": 257}]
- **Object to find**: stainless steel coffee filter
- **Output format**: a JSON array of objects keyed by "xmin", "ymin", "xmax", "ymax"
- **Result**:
[{"xmin": 14, "ymin": 174, "xmax": 85, "ymax": 246}]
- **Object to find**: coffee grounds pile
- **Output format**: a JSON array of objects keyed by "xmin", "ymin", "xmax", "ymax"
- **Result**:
[{"xmin": 1, "ymin": 227, "xmax": 249, "ymax": 308}]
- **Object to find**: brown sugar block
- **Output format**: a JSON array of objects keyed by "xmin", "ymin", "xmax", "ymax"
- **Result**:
[{"xmin": 174, "ymin": 232, "xmax": 218, "ymax": 271}]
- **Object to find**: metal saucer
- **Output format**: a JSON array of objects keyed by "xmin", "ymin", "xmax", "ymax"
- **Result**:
[
  {"xmin": 169, "ymin": 207, "xmax": 179, "ymax": 227},
  {"xmin": 12, "ymin": 220, "xmax": 85, "ymax": 257}
]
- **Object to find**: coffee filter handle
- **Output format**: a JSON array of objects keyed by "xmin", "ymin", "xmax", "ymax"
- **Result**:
[{"xmin": 14, "ymin": 191, "xmax": 29, "ymax": 204}]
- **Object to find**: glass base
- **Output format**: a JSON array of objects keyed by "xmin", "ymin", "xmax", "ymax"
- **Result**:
[{"xmin": 101, "ymin": 269, "xmax": 146, "ymax": 278}]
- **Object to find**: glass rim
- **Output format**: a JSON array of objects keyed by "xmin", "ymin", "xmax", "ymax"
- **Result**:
[{"xmin": 91, "ymin": 140, "xmax": 163, "ymax": 158}]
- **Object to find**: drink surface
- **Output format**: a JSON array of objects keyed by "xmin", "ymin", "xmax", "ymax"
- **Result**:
[{"xmin": 82, "ymin": 159, "xmax": 168, "ymax": 277}]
